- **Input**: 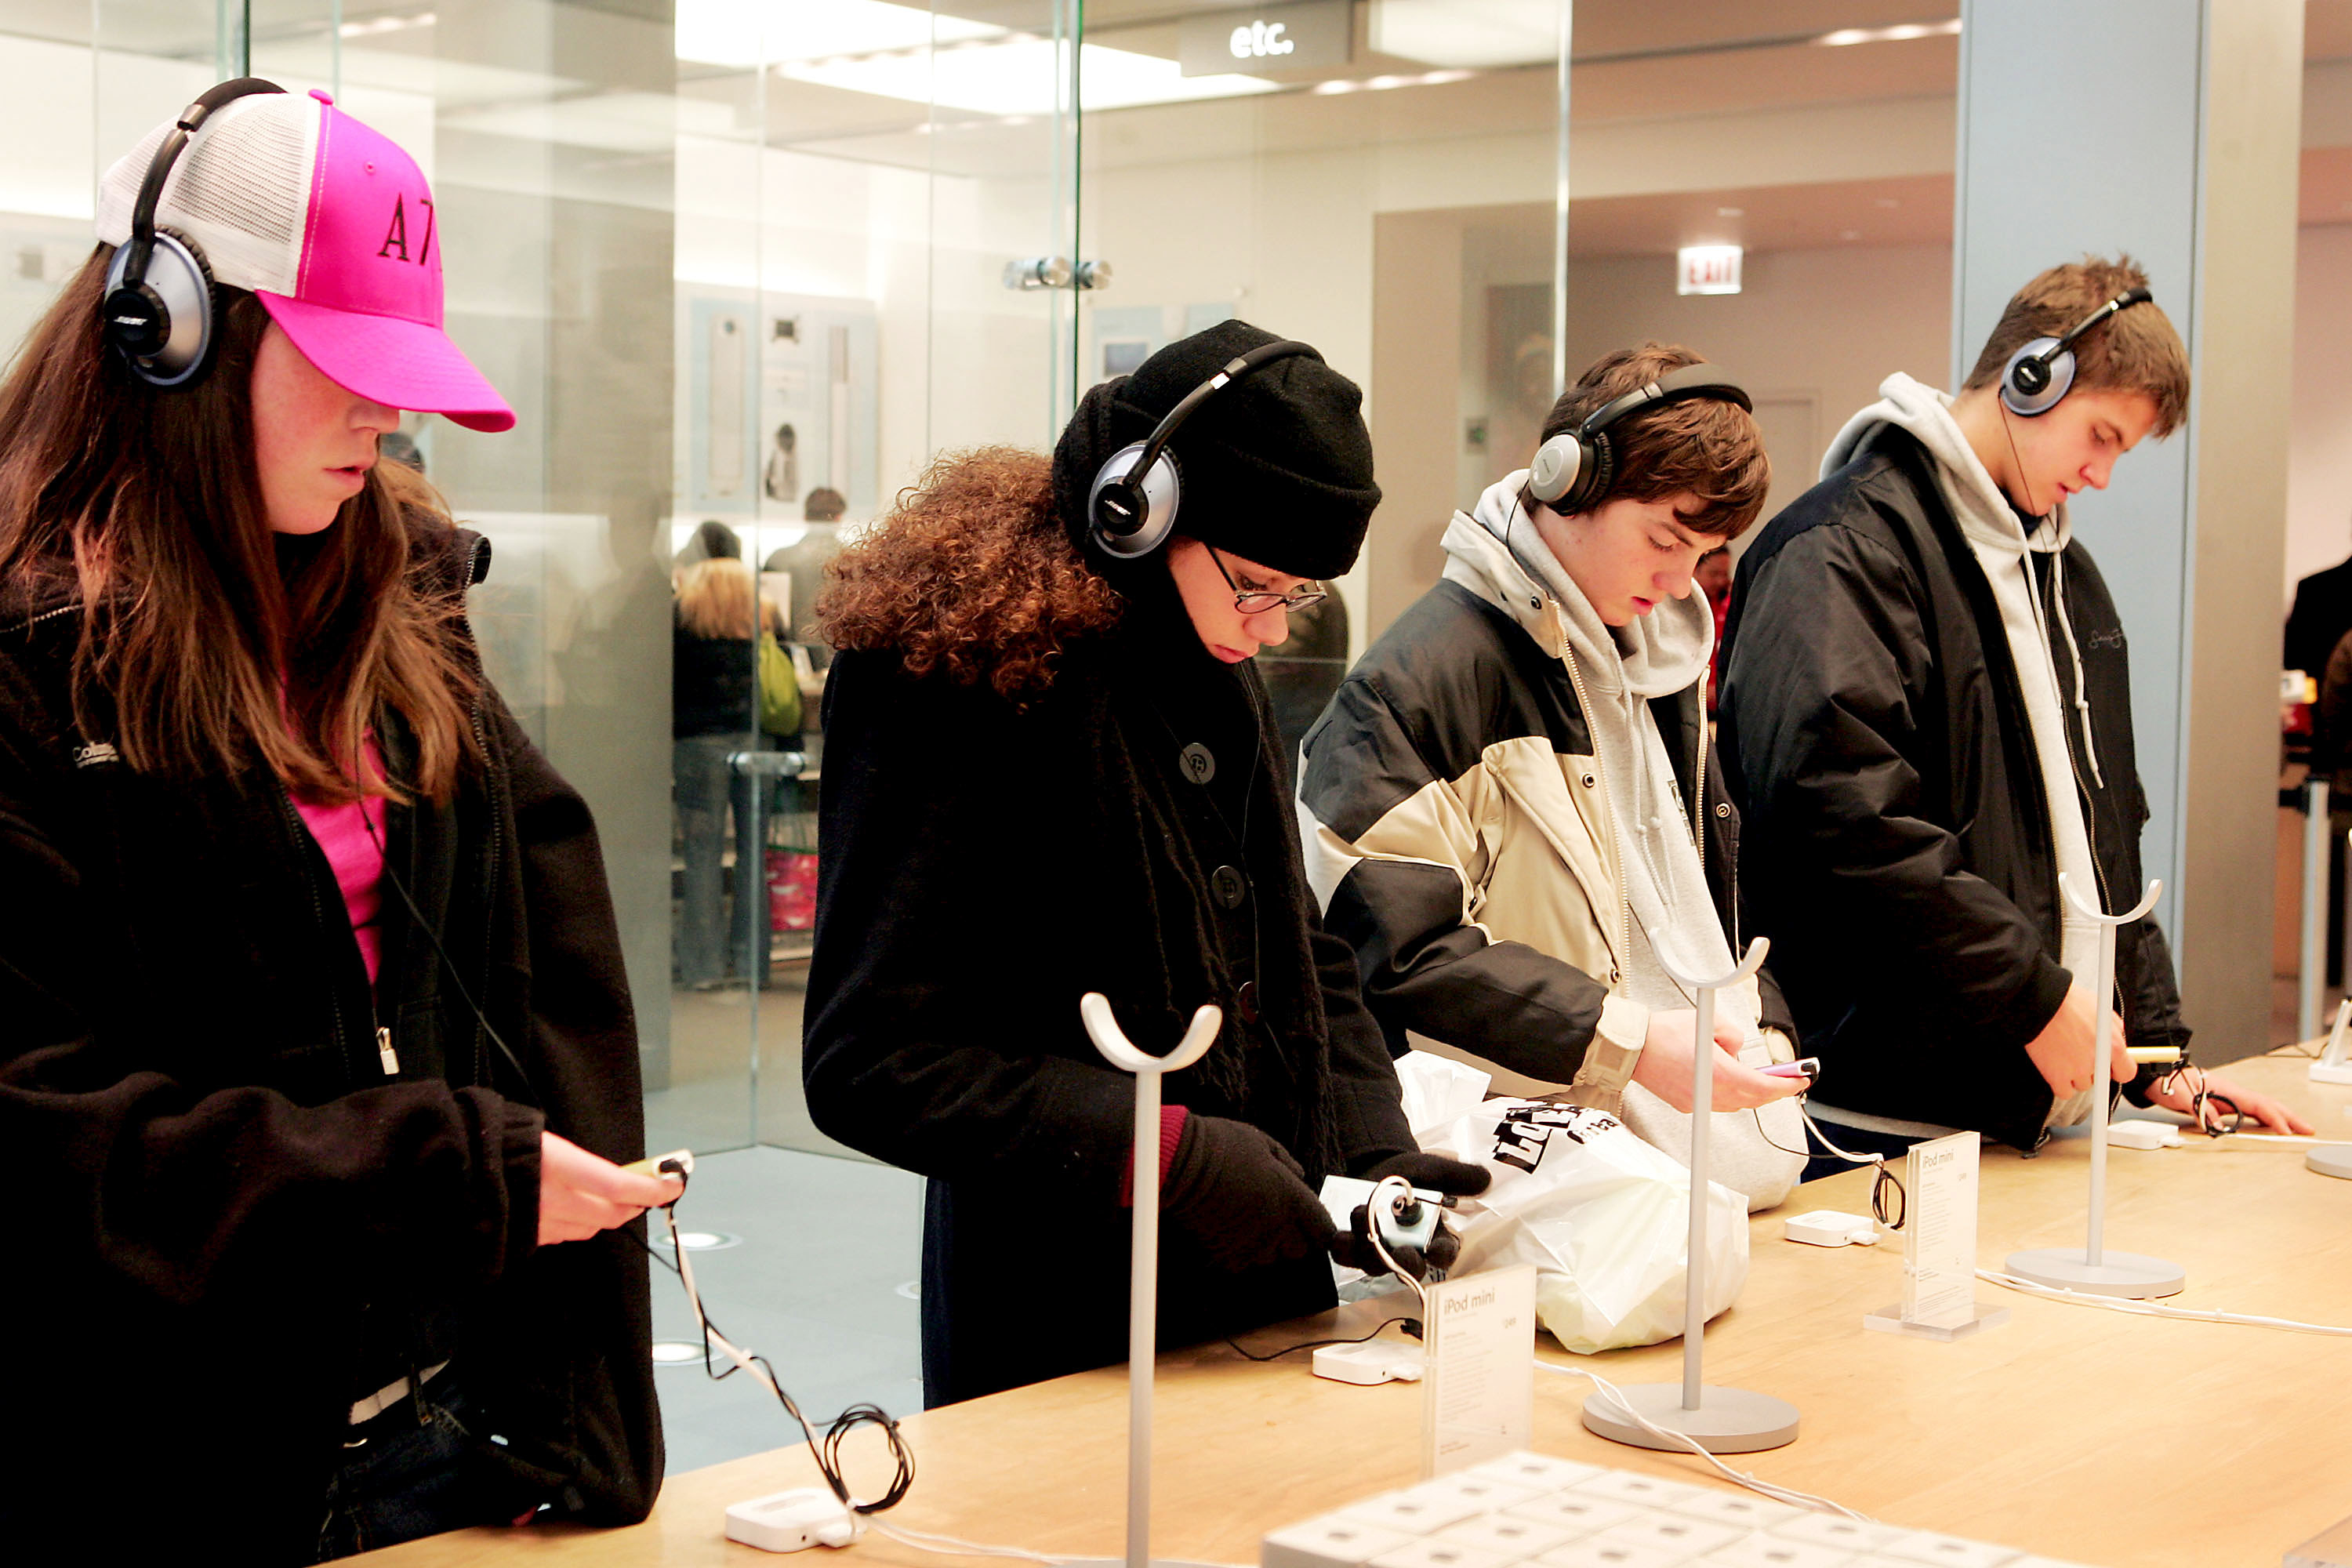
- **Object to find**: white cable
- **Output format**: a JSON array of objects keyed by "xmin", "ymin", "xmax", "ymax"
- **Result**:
[
  {"xmin": 1366, "ymin": 1174, "xmax": 1430, "ymax": 1319},
  {"xmin": 868, "ymin": 1522, "xmax": 1073, "ymax": 1564},
  {"xmin": 2194, "ymin": 1132, "xmax": 2349, "ymax": 1148},
  {"xmin": 1534, "ymin": 1359, "xmax": 1874, "ymax": 1522},
  {"xmin": 1796, "ymin": 1106, "xmax": 1887, "ymax": 1167},
  {"xmin": 670, "ymin": 1214, "xmax": 791, "ymax": 1403},
  {"xmin": 1976, "ymin": 1269, "xmax": 2352, "ymax": 1336}
]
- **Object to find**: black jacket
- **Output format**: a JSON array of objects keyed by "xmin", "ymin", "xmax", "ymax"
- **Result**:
[
  {"xmin": 673, "ymin": 616, "xmax": 755, "ymax": 739},
  {"xmin": 2287, "ymin": 555, "xmax": 2352, "ymax": 683},
  {"xmin": 0, "ymin": 526, "xmax": 661, "ymax": 1560},
  {"xmin": 1719, "ymin": 426, "xmax": 2190, "ymax": 1151},
  {"xmin": 803, "ymin": 616, "xmax": 1417, "ymax": 1409}
]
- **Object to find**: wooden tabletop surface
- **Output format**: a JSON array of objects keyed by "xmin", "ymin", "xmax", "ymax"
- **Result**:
[{"xmin": 367, "ymin": 1049, "xmax": 2352, "ymax": 1568}]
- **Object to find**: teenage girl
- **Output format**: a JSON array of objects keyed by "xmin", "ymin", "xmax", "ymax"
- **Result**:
[{"xmin": 0, "ymin": 82, "xmax": 676, "ymax": 1561}]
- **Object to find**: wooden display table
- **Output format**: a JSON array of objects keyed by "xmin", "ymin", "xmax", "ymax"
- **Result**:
[{"xmin": 368, "ymin": 1051, "xmax": 2352, "ymax": 1568}]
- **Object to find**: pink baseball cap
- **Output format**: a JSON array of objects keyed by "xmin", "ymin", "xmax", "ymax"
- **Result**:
[{"xmin": 96, "ymin": 86, "xmax": 514, "ymax": 433}]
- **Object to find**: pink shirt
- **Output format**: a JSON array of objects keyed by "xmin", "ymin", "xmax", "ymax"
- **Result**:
[{"xmin": 292, "ymin": 737, "xmax": 388, "ymax": 988}]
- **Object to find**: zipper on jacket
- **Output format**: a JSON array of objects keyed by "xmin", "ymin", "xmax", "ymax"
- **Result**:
[
  {"xmin": 468, "ymin": 699, "xmax": 503, "ymax": 1091},
  {"xmin": 1555, "ymin": 636, "xmax": 1634, "ymax": 985},
  {"xmin": 8, "ymin": 602, "xmax": 78, "ymax": 636},
  {"xmin": 2038, "ymin": 557, "xmax": 2120, "ymax": 1014},
  {"xmin": 274, "ymin": 783, "xmax": 365, "ymax": 1087}
]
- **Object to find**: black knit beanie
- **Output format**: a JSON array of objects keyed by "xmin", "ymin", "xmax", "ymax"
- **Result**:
[{"xmin": 1051, "ymin": 319, "xmax": 1379, "ymax": 584}]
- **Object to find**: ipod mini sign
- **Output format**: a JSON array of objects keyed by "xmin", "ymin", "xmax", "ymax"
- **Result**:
[
  {"xmin": 1677, "ymin": 245, "xmax": 1743, "ymax": 296},
  {"xmin": 1179, "ymin": 0, "xmax": 1351, "ymax": 76}
]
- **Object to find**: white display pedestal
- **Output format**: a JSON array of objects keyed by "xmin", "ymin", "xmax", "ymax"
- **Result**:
[
  {"xmin": 2002, "ymin": 875, "xmax": 2186, "ymax": 1301},
  {"xmin": 1580, "ymin": 938, "xmax": 1799, "ymax": 1455},
  {"xmin": 1073, "ymin": 993, "xmax": 1233, "ymax": 1568}
]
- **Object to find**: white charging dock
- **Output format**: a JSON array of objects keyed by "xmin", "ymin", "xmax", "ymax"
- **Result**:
[
  {"xmin": 725, "ymin": 1487, "xmax": 861, "ymax": 1552},
  {"xmin": 1311, "ymin": 1339, "xmax": 1424, "ymax": 1386}
]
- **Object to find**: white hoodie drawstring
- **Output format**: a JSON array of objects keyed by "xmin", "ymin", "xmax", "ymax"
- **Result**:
[
  {"xmin": 2018, "ymin": 525, "xmax": 2106, "ymax": 793},
  {"xmin": 2046, "ymin": 550, "xmax": 2105, "ymax": 789}
]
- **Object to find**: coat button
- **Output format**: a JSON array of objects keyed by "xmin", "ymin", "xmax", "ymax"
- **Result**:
[
  {"xmin": 1210, "ymin": 865, "xmax": 1248, "ymax": 908},
  {"xmin": 1581, "ymin": 772, "xmax": 1597, "ymax": 788},
  {"xmin": 1236, "ymin": 980, "xmax": 1261, "ymax": 1023},
  {"xmin": 1715, "ymin": 802, "xmax": 1730, "ymax": 818},
  {"xmin": 1180, "ymin": 742, "xmax": 1215, "ymax": 784}
]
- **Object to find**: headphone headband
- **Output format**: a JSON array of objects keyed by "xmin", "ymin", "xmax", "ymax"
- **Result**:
[
  {"xmin": 1577, "ymin": 362, "xmax": 1754, "ymax": 441},
  {"xmin": 105, "ymin": 78, "xmax": 287, "ymax": 388},
  {"xmin": 2001, "ymin": 285, "xmax": 2154, "ymax": 416}
]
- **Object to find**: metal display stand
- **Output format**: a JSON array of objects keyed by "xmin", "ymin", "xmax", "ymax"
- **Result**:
[
  {"xmin": 2004, "ymin": 875, "xmax": 2186, "ymax": 1300},
  {"xmin": 1072, "ymin": 993, "xmax": 1229, "ymax": 1568},
  {"xmin": 1581, "ymin": 938, "xmax": 1800, "ymax": 1455}
]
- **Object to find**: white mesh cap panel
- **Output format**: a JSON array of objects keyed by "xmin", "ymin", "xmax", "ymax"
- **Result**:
[{"xmin": 95, "ymin": 93, "xmax": 318, "ymax": 297}]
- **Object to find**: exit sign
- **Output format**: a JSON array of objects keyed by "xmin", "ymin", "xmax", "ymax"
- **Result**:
[{"xmin": 1678, "ymin": 245, "xmax": 1742, "ymax": 296}]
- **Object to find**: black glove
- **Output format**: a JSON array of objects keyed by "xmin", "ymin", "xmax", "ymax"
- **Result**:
[
  {"xmin": 1331, "ymin": 1152, "xmax": 1491, "ymax": 1280},
  {"xmin": 1160, "ymin": 1114, "xmax": 1338, "ymax": 1273}
]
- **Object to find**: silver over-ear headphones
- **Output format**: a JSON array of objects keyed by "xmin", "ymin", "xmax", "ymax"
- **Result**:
[
  {"xmin": 101, "ymin": 77, "xmax": 285, "ymax": 389},
  {"xmin": 1998, "ymin": 286, "xmax": 2154, "ymax": 417},
  {"xmin": 1526, "ymin": 362, "xmax": 1752, "ymax": 516},
  {"xmin": 1087, "ymin": 338, "xmax": 1316, "ymax": 560}
]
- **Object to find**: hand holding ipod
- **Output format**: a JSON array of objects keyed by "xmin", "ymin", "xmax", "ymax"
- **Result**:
[{"xmin": 538, "ymin": 1131, "xmax": 685, "ymax": 1245}]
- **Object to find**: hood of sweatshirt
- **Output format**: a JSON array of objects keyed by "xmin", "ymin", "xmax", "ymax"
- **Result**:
[
  {"xmin": 1820, "ymin": 372, "xmax": 2070, "ymax": 563},
  {"xmin": 1443, "ymin": 471, "xmax": 1713, "ymax": 702}
]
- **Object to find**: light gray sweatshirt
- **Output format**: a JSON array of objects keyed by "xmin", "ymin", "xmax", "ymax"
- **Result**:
[{"xmin": 1467, "ymin": 474, "xmax": 1735, "ymax": 1018}]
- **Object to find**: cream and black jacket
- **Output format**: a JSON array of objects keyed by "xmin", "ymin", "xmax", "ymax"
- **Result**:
[{"xmin": 1296, "ymin": 505, "xmax": 1788, "ymax": 1096}]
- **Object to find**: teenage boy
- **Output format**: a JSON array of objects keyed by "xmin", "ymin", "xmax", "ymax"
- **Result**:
[
  {"xmin": 1718, "ymin": 257, "xmax": 2307, "ymax": 1156},
  {"xmin": 1297, "ymin": 344, "xmax": 1808, "ymax": 1207}
]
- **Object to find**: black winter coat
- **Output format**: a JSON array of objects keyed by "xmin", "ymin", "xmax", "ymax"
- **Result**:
[
  {"xmin": 1719, "ymin": 426, "xmax": 2190, "ymax": 1152},
  {"xmin": 804, "ymin": 619, "xmax": 1418, "ymax": 1408},
  {"xmin": 0, "ymin": 527, "xmax": 661, "ymax": 1561}
]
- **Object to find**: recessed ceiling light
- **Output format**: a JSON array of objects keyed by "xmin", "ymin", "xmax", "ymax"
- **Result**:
[
  {"xmin": 1717, "ymin": 206, "xmax": 1744, "ymax": 217},
  {"xmin": 1819, "ymin": 19, "xmax": 1961, "ymax": 47},
  {"xmin": 1875, "ymin": 197, "xmax": 1901, "ymax": 209},
  {"xmin": 1311, "ymin": 67, "xmax": 1476, "ymax": 95},
  {"xmin": 652, "ymin": 1341, "xmax": 708, "ymax": 1364},
  {"xmin": 652, "ymin": 1229, "xmax": 742, "ymax": 1252}
]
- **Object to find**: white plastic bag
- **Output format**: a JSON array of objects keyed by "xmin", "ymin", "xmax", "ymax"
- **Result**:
[
  {"xmin": 1393, "ymin": 1050, "xmax": 1491, "ymax": 1142},
  {"xmin": 1421, "ymin": 1097, "xmax": 1749, "ymax": 1354},
  {"xmin": 1613, "ymin": 1033, "xmax": 1806, "ymax": 1214}
]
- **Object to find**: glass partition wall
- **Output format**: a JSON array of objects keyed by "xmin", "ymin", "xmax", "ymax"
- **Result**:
[{"xmin": 5, "ymin": 3, "xmax": 1973, "ymax": 1160}]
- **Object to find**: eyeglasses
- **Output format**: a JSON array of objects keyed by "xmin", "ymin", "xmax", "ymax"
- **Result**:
[{"xmin": 1209, "ymin": 547, "xmax": 1327, "ymax": 615}]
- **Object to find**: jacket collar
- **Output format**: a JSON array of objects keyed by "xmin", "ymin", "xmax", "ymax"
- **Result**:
[{"xmin": 1440, "ymin": 507, "xmax": 1570, "ymax": 659}]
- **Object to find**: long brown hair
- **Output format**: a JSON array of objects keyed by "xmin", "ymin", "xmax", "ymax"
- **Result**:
[
  {"xmin": 817, "ymin": 447, "xmax": 1122, "ymax": 702},
  {"xmin": 0, "ymin": 247, "xmax": 479, "ymax": 804}
]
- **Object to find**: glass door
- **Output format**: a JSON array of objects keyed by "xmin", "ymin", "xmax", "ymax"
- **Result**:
[{"xmin": 658, "ymin": 0, "xmax": 1086, "ymax": 1156}]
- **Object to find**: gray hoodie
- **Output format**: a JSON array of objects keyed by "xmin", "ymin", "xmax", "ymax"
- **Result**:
[
  {"xmin": 1461, "ymin": 473, "xmax": 1736, "ymax": 1018},
  {"xmin": 1820, "ymin": 375, "xmax": 2101, "ymax": 1127}
]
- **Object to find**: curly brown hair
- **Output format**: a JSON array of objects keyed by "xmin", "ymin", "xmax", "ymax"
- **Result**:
[{"xmin": 816, "ymin": 447, "xmax": 1123, "ymax": 702}]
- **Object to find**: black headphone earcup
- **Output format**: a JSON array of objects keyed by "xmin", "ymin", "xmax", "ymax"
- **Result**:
[
  {"xmin": 2001, "ymin": 337, "xmax": 2072, "ymax": 418},
  {"xmin": 1087, "ymin": 441, "xmax": 1181, "ymax": 559},
  {"xmin": 1572, "ymin": 435, "xmax": 1617, "ymax": 515},
  {"xmin": 103, "ymin": 229, "xmax": 216, "ymax": 389}
]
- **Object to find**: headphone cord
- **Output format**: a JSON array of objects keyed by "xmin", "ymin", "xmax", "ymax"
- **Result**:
[{"xmin": 359, "ymin": 806, "xmax": 545, "ymax": 1107}]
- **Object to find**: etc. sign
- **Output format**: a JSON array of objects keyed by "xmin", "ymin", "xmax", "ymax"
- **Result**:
[
  {"xmin": 1178, "ymin": 1, "xmax": 1351, "ymax": 77},
  {"xmin": 1230, "ymin": 19, "xmax": 1296, "ymax": 60}
]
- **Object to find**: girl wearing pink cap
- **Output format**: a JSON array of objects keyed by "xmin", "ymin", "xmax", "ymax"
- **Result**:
[{"xmin": 0, "ymin": 82, "xmax": 671, "ymax": 1559}]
